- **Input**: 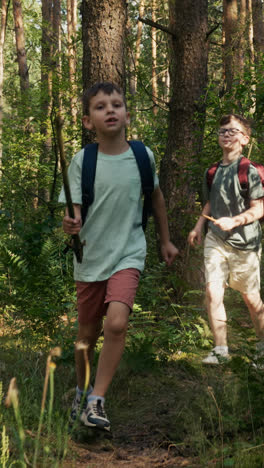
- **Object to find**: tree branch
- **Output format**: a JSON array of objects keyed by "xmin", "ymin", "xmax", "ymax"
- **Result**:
[
  {"xmin": 206, "ymin": 22, "xmax": 221, "ymax": 39},
  {"xmin": 55, "ymin": 115, "xmax": 85, "ymax": 264},
  {"xmin": 138, "ymin": 16, "xmax": 177, "ymax": 38}
]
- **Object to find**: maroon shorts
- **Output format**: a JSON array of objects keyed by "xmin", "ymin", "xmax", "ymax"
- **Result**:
[{"xmin": 75, "ymin": 268, "xmax": 140, "ymax": 324}]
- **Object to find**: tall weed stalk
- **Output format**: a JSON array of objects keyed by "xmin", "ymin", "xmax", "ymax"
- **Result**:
[
  {"xmin": 5, "ymin": 377, "xmax": 26, "ymax": 467},
  {"xmin": 33, "ymin": 347, "xmax": 61, "ymax": 467}
]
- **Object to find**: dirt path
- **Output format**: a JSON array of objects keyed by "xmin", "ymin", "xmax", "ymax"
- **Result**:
[{"xmin": 64, "ymin": 434, "xmax": 201, "ymax": 467}]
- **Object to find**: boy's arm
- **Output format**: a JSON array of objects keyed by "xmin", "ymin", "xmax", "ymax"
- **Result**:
[
  {"xmin": 188, "ymin": 201, "xmax": 211, "ymax": 247},
  {"xmin": 151, "ymin": 187, "xmax": 179, "ymax": 266},
  {"xmin": 63, "ymin": 204, "xmax": 82, "ymax": 235},
  {"xmin": 213, "ymin": 198, "xmax": 264, "ymax": 231}
]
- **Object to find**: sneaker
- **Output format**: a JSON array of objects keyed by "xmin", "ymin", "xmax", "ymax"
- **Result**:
[
  {"xmin": 202, "ymin": 347, "xmax": 230, "ymax": 365},
  {"xmin": 80, "ymin": 398, "xmax": 111, "ymax": 432},
  {"xmin": 69, "ymin": 385, "xmax": 93, "ymax": 426}
]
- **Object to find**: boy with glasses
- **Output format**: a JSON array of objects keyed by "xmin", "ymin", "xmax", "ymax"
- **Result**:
[{"xmin": 188, "ymin": 114, "xmax": 264, "ymax": 364}]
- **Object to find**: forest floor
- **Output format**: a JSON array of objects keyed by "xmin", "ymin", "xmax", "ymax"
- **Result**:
[
  {"xmin": 57, "ymin": 287, "xmax": 264, "ymax": 468},
  {"xmin": 63, "ymin": 365, "xmax": 204, "ymax": 468},
  {"xmin": 2, "ymin": 282, "xmax": 264, "ymax": 467}
]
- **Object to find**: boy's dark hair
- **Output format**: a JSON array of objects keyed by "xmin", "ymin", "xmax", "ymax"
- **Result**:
[
  {"xmin": 83, "ymin": 82, "xmax": 126, "ymax": 114},
  {"xmin": 219, "ymin": 114, "xmax": 252, "ymax": 136}
]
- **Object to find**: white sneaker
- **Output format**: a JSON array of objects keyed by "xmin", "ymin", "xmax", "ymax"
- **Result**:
[
  {"xmin": 81, "ymin": 398, "xmax": 111, "ymax": 432},
  {"xmin": 69, "ymin": 385, "xmax": 93, "ymax": 426},
  {"xmin": 202, "ymin": 347, "xmax": 230, "ymax": 365}
]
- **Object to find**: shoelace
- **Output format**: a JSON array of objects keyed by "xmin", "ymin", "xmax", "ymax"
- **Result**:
[{"xmin": 92, "ymin": 400, "xmax": 106, "ymax": 418}]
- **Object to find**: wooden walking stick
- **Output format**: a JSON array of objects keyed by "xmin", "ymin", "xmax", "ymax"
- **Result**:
[
  {"xmin": 55, "ymin": 115, "xmax": 84, "ymax": 263},
  {"xmin": 202, "ymin": 214, "xmax": 216, "ymax": 222}
]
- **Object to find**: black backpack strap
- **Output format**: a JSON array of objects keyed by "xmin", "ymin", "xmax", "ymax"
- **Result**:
[
  {"xmin": 81, "ymin": 143, "xmax": 98, "ymax": 225},
  {"xmin": 128, "ymin": 140, "xmax": 154, "ymax": 231}
]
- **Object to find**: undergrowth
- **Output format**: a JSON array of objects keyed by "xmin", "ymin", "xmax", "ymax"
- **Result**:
[{"xmin": 1, "ymin": 249, "xmax": 264, "ymax": 467}]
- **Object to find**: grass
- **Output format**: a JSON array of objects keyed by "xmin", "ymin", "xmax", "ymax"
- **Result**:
[{"xmin": 2, "ymin": 261, "xmax": 264, "ymax": 467}]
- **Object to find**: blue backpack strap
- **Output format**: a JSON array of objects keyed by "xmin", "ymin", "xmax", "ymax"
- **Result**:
[
  {"xmin": 128, "ymin": 140, "xmax": 154, "ymax": 231},
  {"xmin": 81, "ymin": 143, "xmax": 98, "ymax": 225}
]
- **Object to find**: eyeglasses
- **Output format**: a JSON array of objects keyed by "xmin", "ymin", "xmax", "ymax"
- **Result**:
[{"xmin": 217, "ymin": 128, "xmax": 244, "ymax": 137}]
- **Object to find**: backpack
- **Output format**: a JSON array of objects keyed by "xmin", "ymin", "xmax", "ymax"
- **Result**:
[
  {"xmin": 206, "ymin": 156, "xmax": 264, "ymax": 196},
  {"xmin": 81, "ymin": 140, "xmax": 154, "ymax": 231}
]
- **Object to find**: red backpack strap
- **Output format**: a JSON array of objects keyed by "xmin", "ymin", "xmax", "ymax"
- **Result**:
[
  {"xmin": 238, "ymin": 156, "xmax": 251, "ymax": 190},
  {"xmin": 206, "ymin": 161, "xmax": 221, "ymax": 189},
  {"xmin": 251, "ymin": 161, "xmax": 264, "ymax": 188}
]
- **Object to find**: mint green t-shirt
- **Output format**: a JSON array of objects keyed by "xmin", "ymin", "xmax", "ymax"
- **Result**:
[
  {"xmin": 59, "ymin": 146, "xmax": 159, "ymax": 281},
  {"xmin": 203, "ymin": 157, "xmax": 263, "ymax": 251}
]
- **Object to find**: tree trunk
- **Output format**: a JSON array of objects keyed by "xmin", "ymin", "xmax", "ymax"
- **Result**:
[
  {"xmin": 247, "ymin": 0, "xmax": 256, "ymax": 114},
  {"xmin": 81, "ymin": 0, "xmax": 127, "ymax": 144},
  {"xmin": 223, "ymin": 0, "xmax": 238, "ymax": 91},
  {"xmin": 39, "ymin": 0, "xmax": 53, "ymax": 203},
  {"xmin": 12, "ymin": 0, "xmax": 29, "ymax": 93},
  {"xmin": 252, "ymin": 0, "xmax": 264, "ymax": 131},
  {"xmin": 133, "ymin": 0, "xmax": 145, "ymax": 94},
  {"xmin": 67, "ymin": 0, "xmax": 78, "ymax": 127},
  {"xmin": 0, "ymin": 0, "xmax": 8, "ymax": 177},
  {"xmin": 252, "ymin": 0, "xmax": 264, "ymax": 53},
  {"xmin": 49, "ymin": 0, "xmax": 61, "ymax": 203},
  {"xmin": 238, "ymin": 0, "xmax": 247, "ymax": 75},
  {"xmin": 151, "ymin": 0, "xmax": 158, "ymax": 115},
  {"xmin": 159, "ymin": 0, "xmax": 208, "ymax": 251}
]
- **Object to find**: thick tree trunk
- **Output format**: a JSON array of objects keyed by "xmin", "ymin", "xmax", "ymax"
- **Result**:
[
  {"xmin": 159, "ymin": 0, "xmax": 208, "ymax": 251},
  {"xmin": 81, "ymin": 0, "xmax": 127, "ymax": 136},
  {"xmin": 252, "ymin": 0, "xmax": 264, "ymax": 133},
  {"xmin": 252, "ymin": 0, "xmax": 264, "ymax": 53},
  {"xmin": 12, "ymin": 0, "xmax": 29, "ymax": 93}
]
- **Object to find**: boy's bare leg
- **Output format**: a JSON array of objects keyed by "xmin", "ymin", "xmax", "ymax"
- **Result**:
[
  {"xmin": 242, "ymin": 291, "xmax": 264, "ymax": 340},
  {"xmin": 91, "ymin": 301, "xmax": 130, "ymax": 398},
  {"xmin": 75, "ymin": 320, "xmax": 103, "ymax": 390},
  {"xmin": 206, "ymin": 282, "xmax": 227, "ymax": 346}
]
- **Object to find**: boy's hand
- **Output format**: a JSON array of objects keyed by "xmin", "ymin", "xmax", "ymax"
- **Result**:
[
  {"xmin": 188, "ymin": 229, "xmax": 202, "ymax": 247},
  {"xmin": 161, "ymin": 241, "xmax": 179, "ymax": 266},
  {"xmin": 62, "ymin": 215, "xmax": 82, "ymax": 235},
  {"xmin": 213, "ymin": 217, "xmax": 236, "ymax": 231}
]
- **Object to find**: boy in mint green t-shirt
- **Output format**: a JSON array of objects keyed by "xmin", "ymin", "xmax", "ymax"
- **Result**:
[
  {"xmin": 59, "ymin": 82, "xmax": 179, "ymax": 432},
  {"xmin": 188, "ymin": 114, "xmax": 264, "ymax": 366}
]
